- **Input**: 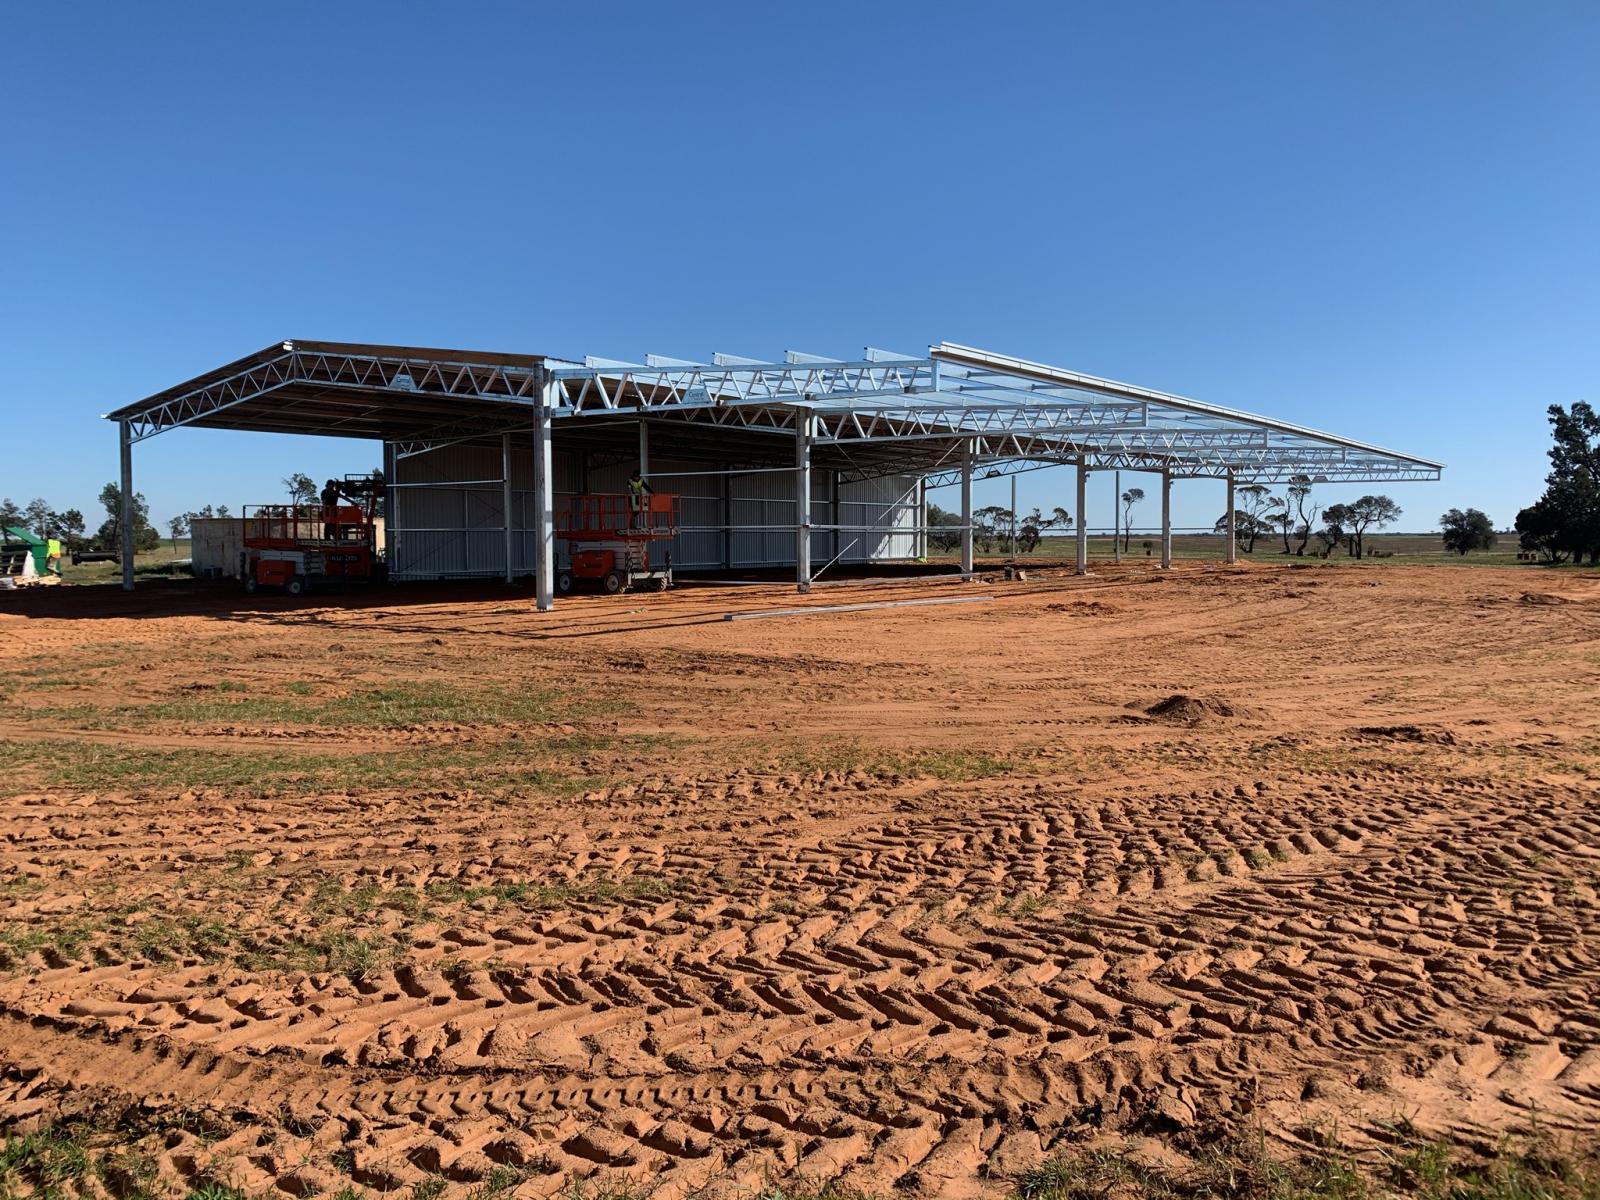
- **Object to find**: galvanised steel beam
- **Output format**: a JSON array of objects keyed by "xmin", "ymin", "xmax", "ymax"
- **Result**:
[
  {"xmin": 119, "ymin": 345, "xmax": 546, "ymax": 443},
  {"xmin": 114, "ymin": 340, "xmax": 1442, "ymax": 493}
]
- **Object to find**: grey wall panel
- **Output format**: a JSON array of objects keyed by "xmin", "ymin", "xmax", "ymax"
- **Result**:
[{"xmin": 390, "ymin": 440, "xmax": 920, "ymax": 579}]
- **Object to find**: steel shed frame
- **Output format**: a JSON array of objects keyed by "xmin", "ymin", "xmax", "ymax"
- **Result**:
[{"xmin": 106, "ymin": 338, "xmax": 1442, "ymax": 609}]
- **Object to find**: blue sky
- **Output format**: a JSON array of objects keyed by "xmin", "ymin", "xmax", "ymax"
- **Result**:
[{"xmin": 2, "ymin": 2, "xmax": 1595, "ymax": 536}]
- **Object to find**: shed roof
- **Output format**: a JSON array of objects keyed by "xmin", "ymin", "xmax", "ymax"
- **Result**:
[{"xmin": 107, "ymin": 339, "xmax": 1442, "ymax": 484}]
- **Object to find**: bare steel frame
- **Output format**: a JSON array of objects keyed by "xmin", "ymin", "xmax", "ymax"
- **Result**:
[{"xmin": 107, "ymin": 338, "xmax": 1442, "ymax": 608}]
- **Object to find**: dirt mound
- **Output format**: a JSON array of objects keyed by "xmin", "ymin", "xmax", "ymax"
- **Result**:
[
  {"xmin": 1143, "ymin": 693, "xmax": 1248, "ymax": 723},
  {"xmin": 1520, "ymin": 591, "xmax": 1571, "ymax": 606}
]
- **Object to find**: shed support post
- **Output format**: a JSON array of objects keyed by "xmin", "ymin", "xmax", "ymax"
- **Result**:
[
  {"xmin": 383, "ymin": 441, "xmax": 396, "ymax": 574},
  {"xmin": 638, "ymin": 420, "xmax": 651, "ymax": 569},
  {"xmin": 501, "ymin": 432, "xmax": 514, "ymax": 583},
  {"xmin": 917, "ymin": 477, "xmax": 927, "ymax": 559},
  {"xmin": 1160, "ymin": 469, "xmax": 1173, "ymax": 569},
  {"xmin": 830, "ymin": 469, "xmax": 841, "ymax": 562},
  {"xmin": 119, "ymin": 420, "xmax": 135, "ymax": 591},
  {"xmin": 1225, "ymin": 469, "xmax": 1237, "ymax": 564},
  {"xmin": 1113, "ymin": 469, "xmax": 1121, "ymax": 565},
  {"xmin": 1075, "ymin": 457, "xmax": 1089, "ymax": 575},
  {"xmin": 533, "ymin": 377, "xmax": 556, "ymax": 611},
  {"xmin": 960, "ymin": 441, "xmax": 973, "ymax": 577},
  {"xmin": 795, "ymin": 411, "xmax": 812, "ymax": 593}
]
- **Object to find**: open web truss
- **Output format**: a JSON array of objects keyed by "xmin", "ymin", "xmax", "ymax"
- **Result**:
[
  {"xmin": 553, "ymin": 342, "xmax": 1441, "ymax": 485},
  {"xmin": 113, "ymin": 339, "xmax": 1441, "ymax": 486}
]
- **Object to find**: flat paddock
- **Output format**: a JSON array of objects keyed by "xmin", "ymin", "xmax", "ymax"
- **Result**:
[{"xmin": 2, "ymin": 562, "xmax": 1598, "ymax": 1197}]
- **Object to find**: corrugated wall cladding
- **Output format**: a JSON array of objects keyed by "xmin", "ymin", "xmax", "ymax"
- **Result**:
[{"xmin": 387, "ymin": 442, "xmax": 920, "ymax": 580}]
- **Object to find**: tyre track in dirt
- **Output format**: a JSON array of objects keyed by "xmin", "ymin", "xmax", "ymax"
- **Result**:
[
  {"xmin": 6, "ymin": 763, "xmax": 1599, "ymax": 1196},
  {"xmin": 4, "ymin": 565, "xmax": 1600, "ymax": 1197}
]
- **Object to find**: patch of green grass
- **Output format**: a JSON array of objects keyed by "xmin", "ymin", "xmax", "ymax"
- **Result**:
[
  {"xmin": 126, "ymin": 913, "xmax": 235, "ymax": 963},
  {"xmin": 466, "ymin": 1164, "xmax": 535, "ymax": 1199},
  {"xmin": 28, "ymin": 681, "xmax": 581, "ymax": 734},
  {"xmin": 1012, "ymin": 1126, "xmax": 1600, "ymax": 1200},
  {"xmin": 425, "ymin": 870, "xmax": 692, "ymax": 913},
  {"xmin": 1, "ymin": 894, "xmax": 409, "ymax": 982},
  {"xmin": 0, "ymin": 913, "xmax": 103, "ymax": 965},
  {"xmin": 557, "ymin": 1177, "xmax": 656, "ymax": 1200},
  {"xmin": 774, "ymin": 741, "xmax": 1020, "ymax": 783},
  {"xmin": 0, "ymin": 735, "xmax": 619, "ymax": 798},
  {"xmin": 0, "ymin": 873, "xmax": 45, "ymax": 900},
  {"xmin": 186, "ymin": 1184, "xmax": 249, "ymax": 1200},
  {"xmin": 0, "ymin": 1120, "xmax": 163, "ymax": 1200},
  {"xmin": 240, "ymin": 930, "xmax": 403, "ymax": 982},
  {"xmin": 412, "ymin": 1176, "xmax": 448, "ymax": 1200},
  {"xmin": 991, "ymin": 892, "xmax": 1051, "ymax": 920}
]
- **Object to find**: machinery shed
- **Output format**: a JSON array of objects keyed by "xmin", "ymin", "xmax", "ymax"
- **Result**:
[
  {"xmin": 383, "ymin": 442, "xmax": 918, "ymax": 582},
  {"xmin": 105, "ymin": 339, "xmax": 1442, "ymax": 609}
]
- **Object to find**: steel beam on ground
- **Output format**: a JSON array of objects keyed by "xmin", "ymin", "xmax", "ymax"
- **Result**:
[
  {"xmin": 1161, "ymin": 469, "xmax": 1173, "ymax": 569},
  {"xmin": 1075, "ymin": 458, "xmax": 1088, "ymax": 575},
  {"xmin": 533, "ymin": 379, "xmax": 556, "ymax": 611},
  {"xmin": 119, "ymin": 420, "xmax": 134, "ymax": 591}
]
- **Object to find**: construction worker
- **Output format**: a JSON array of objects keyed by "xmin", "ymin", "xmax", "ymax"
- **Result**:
[
  {"xmin": 321, "ymin": 479, "xmax": 342, "ymax": 540},
  {"xmin": 45, "ymin": 536, "xmax": 62, "ymax": 576},
  {"xmin": 626, "ymin": 469, "xmax": 653, "ymax": 530}
]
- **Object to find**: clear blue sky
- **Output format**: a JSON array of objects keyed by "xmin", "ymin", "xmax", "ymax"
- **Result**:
[{"xmin": 2, "ymin": 2, "xmax": 1595, "ymax": 536}]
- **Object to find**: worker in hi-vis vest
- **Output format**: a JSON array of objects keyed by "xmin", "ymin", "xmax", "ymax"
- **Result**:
[
  {"xmin": 626, "ymin": 469, "xmax": 653, "ymax": 529},
  {"xmin": 45, "ymin": 537, "xmax": 63, "ymax": 575}
]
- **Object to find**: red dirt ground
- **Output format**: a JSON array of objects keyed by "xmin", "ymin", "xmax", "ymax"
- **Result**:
[{"xmin": 1, "ymin": 561, "xmax": 1598, "ymax": 1197}]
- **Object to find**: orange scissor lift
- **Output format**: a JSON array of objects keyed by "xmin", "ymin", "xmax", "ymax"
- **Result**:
[
  {"xmin": 240, "ymin": 475, "xmax": 384, "ymax": 596},
  {"xmin": 554, "ymin": 492, "xmax": 679, "ymax": 594}
]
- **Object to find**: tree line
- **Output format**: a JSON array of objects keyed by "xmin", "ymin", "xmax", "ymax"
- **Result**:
[
  {"xmin": 1515, "ymin": 402, "xmax": 1599, "ymax": 564},
  {"xmin": 925, "ymin": 481, "xmax": 1419, "ymax": 559},
  {"xmin": 2, "ymin": 469, "xmax": 386, "ymax": 559},
  {"xmin": 0, "ymin": 484, "xmax": 234, "ymax": 554},
  {"xmin": 1212, "ymin": 482, "xmax": 1411, "ymax": 558}
]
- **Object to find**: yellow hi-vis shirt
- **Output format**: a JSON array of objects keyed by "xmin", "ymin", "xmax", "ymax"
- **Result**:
[{"xmin": 46, "ymin": 539, "xmax": 62, "ymax": 558}]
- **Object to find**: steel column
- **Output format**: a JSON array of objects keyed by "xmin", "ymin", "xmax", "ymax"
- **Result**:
[
  {"xmin": 1225, "ymin": 469, "xmax": 1237, "ymax": 563},
  {"xmin": 960, "ymin": 441, "xmax": 974, "ymax": 576},
  {"xmin": 638, "ymin": 420, "xmax": 651, "ymax": 570},
  {"xmin": 119, "ymin": 420, "xmax": 134, "ymax": 591},
  {"xmin": 533, "ymin": 378, "xmax": 556, "ymax": 611},
  {"xmin": 382, "ymin": 441, "xmax": 397, "ymax": 572},
  {"xmin": 1075, "ymin": 458, "xmax": 1088, "ymax": 575},
  {"xmin": 1009, "ymin": 475, "xmax": 1017, "ymax": 559},
  {"xmin": 795, "ymin": 411, "xmax": 812, "ymax": 593},
  {"xmin": 501, "ymin": 433, "xmax": 514, "ymax": 583},
  {"xmin": 1113, "ymin": 469, "xmax": 1121, "ymax": 564},
  {"xmin": 1160, "ymin": 469, "xmax": 1173, "ymax": 569},
  {"xmin": 831, "ymin": 470, "xmax": 841, "ymax": 562},
  {"xmin": 917, "ymin": 477, "xmax": 928, "ymax": 559}
]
